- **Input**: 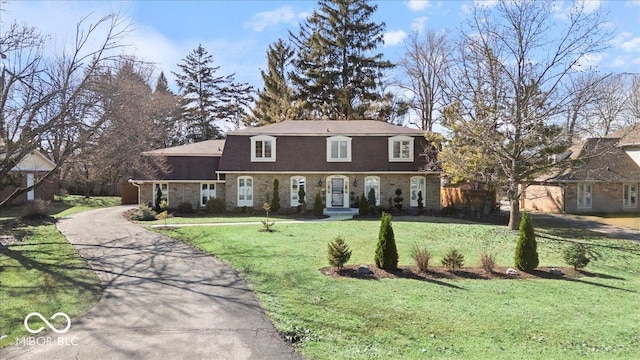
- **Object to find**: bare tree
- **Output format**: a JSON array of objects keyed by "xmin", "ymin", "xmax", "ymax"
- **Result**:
[
  {"xmin": 0, "ymin": 14, "xmax": 129, "ymax": 207},
  {"xmin": 442, "ymin": 0, "xmax": 612, "ymax": 229},
  {"xmin": 398, "ymin": 29, "xmax": 452, "ymax": 131}
]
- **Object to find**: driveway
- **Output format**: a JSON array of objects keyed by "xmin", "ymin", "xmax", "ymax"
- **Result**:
[{"xmin": 1, "ymin": 206, "xmax": 301, "ymax": 359}]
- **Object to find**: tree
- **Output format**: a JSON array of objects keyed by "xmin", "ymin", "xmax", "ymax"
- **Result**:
[
  {"xmin": 271, "ymin": 178, "xmax": 281, "ymax": 213},
  {"xmin": 152, "ymin": 71, "xmax": 182, "ymax": 148},
  {"xmin": 367, "ymin": 187, "xmax": 376, "ymax": 210},
  {"xmin": 249, "ymin": 39, "xmax": 299, "ymax": 125},
  {"xmin": 374, "ymin": 212, "xmax": 398, "ymax": 270},
  {"xmin": 327, "ymin": 236, "xmax": 352, "ymax": 270},
  {"xmin": 289, "ymin": 0, "xmax": 393, "ymax": 120},
  {"xmin": 297, "ymin": 184, "xmax": 307, "ymax": 214},
  {"xmin": 313, "ymin": 192, "xmax": 324, "ymax": 217},
  {"xmin": 442, "ymin": 0, "xmax": 611, "ymax": 229},
  {"xmin": 0, "ymin": 14, "xmax": 129, "ymax": 208},
  {"xmin": 398, "ymin": 30, "xmax": 453, "ymax": 131},
  {"xmin": 514, "ymin": 211, "xmax": 539, "ymax": 272},
  {"xmin": 358, "ymin": 192, "xmax": 369, "ymax": 216},
  {"xmin": 173, "ymin": 44, "xmax": 253, "ymax": 143},
  {"xmin": 416, "ymin": 190, "xmax": 424, "ymax": 213}
]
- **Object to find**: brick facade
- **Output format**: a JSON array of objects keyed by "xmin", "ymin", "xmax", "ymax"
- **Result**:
[{"xmin": 139, "ymin": 182, "xmax": 226, "ymax": 209}]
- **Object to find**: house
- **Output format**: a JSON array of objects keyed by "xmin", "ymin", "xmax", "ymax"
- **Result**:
[
  {"xmin": 131, "ymin": 120, "xmax": 441, "ymax": 213},
  {"xmin": 522, "ymin": 125, "xmax": 640, "ymax": 214},
  {"xmin": 0, "ymin": 143, "xmax": 58, "ymax": 204}
]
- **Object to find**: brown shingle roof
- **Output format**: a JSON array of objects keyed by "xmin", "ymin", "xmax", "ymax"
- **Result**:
[
  {"xmin": 227, "ymin": 120, "xmax": 424, "ymax": 136},
  {"xmin": 143, "ymin": 140, "xmax": 225, "ymax": 157},
  {"xmin": 553, "ymin": 138, "xmax": 640, "ymax": 181},
  {"xmin": 605, "ymin": 123, "xmax": 640, "ymax": 146}
]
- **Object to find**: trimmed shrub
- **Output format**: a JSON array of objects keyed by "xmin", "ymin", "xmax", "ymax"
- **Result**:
[
  {"xmin": 442, "ymin": 248, "xmax": 464, "ymax": 271},
  {"xmin": 563, "ymin": 243, "xmax": 590, "ymax": 270},
  {"xmin": 177, "ymin": 202, "xmax": 193, "ymax": 214},
  {"xmin": 271, "ymin": 179, "xmax": 281, "ymax": 213},
  {"xmin": 155, "ymin": 186, "xmax": 163, "ymax": 212},
  {"xmin": 393, "ymin": 188, "xmax": 403, "ymax": 211},
  {"xmin": 21, "ymin": 199, "xmax": 50, "ymax": 220},
  {"xmin": 417, "ymin": 191, "xmax": 424, "ymax": 213},
  {"xmin": 205, "ymin": 198, "xmax": 226, "ymax": 214},
  {"xmin": 479, "ymin": 250, "xmax": 496, "ymax": 273},
  {"xmin": 359, "ymin": 192, "xmax": 369, "ymax": 215},
  {"xmin": 374, "ymin": 212, "xmax": 399, "ymax": 270},
  {"xmin": 313, "ymin": 192, "xmax": 324, "ymax": 217},
  {"xmin": 298, "ymin": 185, "xmax": 307, "ymax": 214},
  {"xmin": 411, "ymin": 243, "xmax": 431, "ymax": 273},
  {"xmin": 131, "ymin": 205, "xmax": 157, "ymax": 221},
  {"xmin": 327, "ymin": 236, "xmax": 352, "ymax": 270},
  {"xmin": 367, "ymin": 187, "xmax": 376, "ymax": 210},
  {"xmin": 514, "ymin": 211, "xmax": 539, "ymax": 272}
]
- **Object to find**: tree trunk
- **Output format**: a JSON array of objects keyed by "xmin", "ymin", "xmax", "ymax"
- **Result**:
[{"xmin": 508, "ymin": 198, "xmax": 520, "ymax": 230}]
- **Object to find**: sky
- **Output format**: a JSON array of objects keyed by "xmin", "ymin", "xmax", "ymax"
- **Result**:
[{"xmin": 2, "ymin": 0, "xmax": 640, "ymax": 94}]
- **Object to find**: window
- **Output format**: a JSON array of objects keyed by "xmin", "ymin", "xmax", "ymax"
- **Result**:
[
  {"xmin": 251, "ymin": 135, "xmax": 276, "ymax": 162},
  {"xmin": 389, "ymin": 136, "xmax": 414, "ymax": 162},
  {"xmin": 291, "ymin": 176, "xmax": 306, "ymax": 207},
  {"xmin": 153, "ymin": 183, "xmax": 168, "ymax": 207},
  {"xmin": 237, "ymin": 177, "xmax": 253, "ymax": 207},
  {"xmin": 623, "ymin": 183, "xmax": 637, "ymax": 208},
  {"xmin": 364, "ymin": 176, "xmax": 380, "ymax": 206},
  {"xmin": 577, "ymin": 183, "xmax": 592, "ymax": 209},
  {"xmin": 326, "ymin": 136, "xmax": 352, "ymax": 162},
  {"xmin": 200, "ymin": 183, "xmax": 216, "ymax": 207},
  {"xmin": 410, "ymin": 176, "xmax": 426, "ymax": 207}
]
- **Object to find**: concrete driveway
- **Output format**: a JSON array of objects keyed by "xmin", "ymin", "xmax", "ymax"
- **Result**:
[{"xmin": 1, "ymin": 206, "xmax": 301, "ymax": 360}]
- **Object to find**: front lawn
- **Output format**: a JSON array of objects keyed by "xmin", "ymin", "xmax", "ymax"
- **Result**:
[{"xmin": 163, "ymin": 218, "xmax": 640, "ymax": 360}]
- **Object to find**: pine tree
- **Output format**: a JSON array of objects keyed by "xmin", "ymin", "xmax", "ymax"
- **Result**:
[
  {"xmin": 374, "ymin": 212, "xmax": 398, "ymax": 270},
  {"xmin": 289, "ymin": 0, "xmax": 393, "ymax": 120},
  {"xmin": 514, "ymin": 211, "xmax": 539, "ymax": 272},
  {"xmin": 153, "ymin": 71, "xmax": 182, "ymax": 147},
  {"xmin": 271, "ymin": 179, "xmax": 281, "ymax": 213},
  {"xmin": 173, "ymin": 45, "xmax": 253, "ymax": 142},
  {"xmin": 327, "ymin": 236, "xmax": 352, "ymax": 270},
  {"xmin": 250, "ymin": 39, "xmax": 299, "ymax": 125}
]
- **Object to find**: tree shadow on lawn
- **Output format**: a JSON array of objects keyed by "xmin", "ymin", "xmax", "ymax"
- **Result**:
[{"xmin": 322, "ymin": 266, "xmax": 467, "ymax": 290}]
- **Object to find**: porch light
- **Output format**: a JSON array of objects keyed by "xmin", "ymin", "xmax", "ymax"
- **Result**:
[
  {"xmin": 352, "ymin": 178, "xmax": 357, "ymax": 187},
  {"xmin": 318, "ymin": 180, "xmax": 323, "ymax": 187}
]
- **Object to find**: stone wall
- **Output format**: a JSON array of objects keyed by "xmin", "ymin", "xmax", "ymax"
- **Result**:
[{"xmin": 138, "ymin": 182, "xmax": 225, "ymax": 209}]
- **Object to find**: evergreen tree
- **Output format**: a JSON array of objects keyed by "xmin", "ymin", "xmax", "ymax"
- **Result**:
[
  {"xmin": 313, "ymin": 192, "xmax": 324, "ymax": 217},
  {"xmin": 173, "ymin": 45, "xmax": 253, "ymax": 142},
  {"xmin": 514, "ymin": 211, "xmax": 539, "ymax": 272},
  {"xmin": 359, "ymin": 192, "xmax": 369, "ymax": 216},
  {"xmin": 417, "ymin": 190, "xmax": 424, "ymax": 213},
  {"xmin": 155, "ymin": 71, "xmax": 171, "ymax": 94},
  {"xmin": 327, "ymin": 236, "xmax": 352, "ymax": 270},
  {"xmin": 374, "ymin": 212, "xmax": 398, "ymax": 270},
  {"xmin": 250, "ymin": 39, "xmax": 299, "ymax": 125},
  {"xmin": 289, "ymin": 0, "xmax": 393, "ymax": 120},
  {"xmin": 153, "ymin": 71, "xmax": 182, "ymax": 147},
  {"xmin": 271, "ymin": 179, "xmax": 281, "ymax": 213},
  {"xmin": 367, "ymin": 187, "xmax": 377, "ymax": 210}
]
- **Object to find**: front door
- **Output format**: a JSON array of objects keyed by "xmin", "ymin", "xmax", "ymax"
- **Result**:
[{"xmin": 331, "ymin": 178, "xmax": 344, "ymax": 207}]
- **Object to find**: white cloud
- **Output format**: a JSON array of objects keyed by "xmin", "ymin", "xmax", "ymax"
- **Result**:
[
  {"xmin": 243, "ymin": 6, "xmax": 298, "ymax": 32},
  {"xmin": 384, "ymin": 30, "xmax": 407, "ymax": 46},
  {"xmin": 575, "ymin": 0, "xmax": 601, "ymax": 14},
  {"xmin": 575, "ymin": 52, "xmax": 606, "ymax": 69},
  {"xmin": 411, "ymin": 16, "xmax": 429, "ymax": 33},
  {"xmin": 611, "ymin": 32, "xmax": 640, "ymax": 52},
  {"xmin": 405, "ymin": 0, "xmax": 431, "ymax": 12}
]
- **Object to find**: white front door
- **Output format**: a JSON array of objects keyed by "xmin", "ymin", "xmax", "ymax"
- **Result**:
[
  {"xmin": 27, "ymin": 173, "xmax": 35, "ymax": 201},
  {"xmin": 326, "ymin": 176, "xmax": 349, "ymax": 208}
]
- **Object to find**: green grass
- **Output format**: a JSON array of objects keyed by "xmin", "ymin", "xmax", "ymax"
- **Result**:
[
  {"xmin": 0, "ymin": 195, "xmax": 118, "ymax": 348},
  {"xmin": 139, "ymin": 214, "xmax": 295, "ymax": 225},
  {"xmin": 163, "ymin": 218, "xmax": 640, "ymax": 360}
]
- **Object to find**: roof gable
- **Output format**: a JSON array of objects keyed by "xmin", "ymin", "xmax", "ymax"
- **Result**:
[
  {"xmin": 144, "ymin": 140, "xmax": 225, "ymax": 157},
  {"xmin": 11, "ymin": 150, "xmax": 56, "ymax": 172}
]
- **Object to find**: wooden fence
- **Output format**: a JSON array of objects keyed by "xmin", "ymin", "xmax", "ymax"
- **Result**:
[{"xmin": 441, "ymin": 187, "xmax": 497, "ymax": 215}]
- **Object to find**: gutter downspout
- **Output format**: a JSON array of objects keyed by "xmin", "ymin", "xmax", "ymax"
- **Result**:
[{"xmin": 128, "ymin": 179, "xmax": 141, "ymax": 205}]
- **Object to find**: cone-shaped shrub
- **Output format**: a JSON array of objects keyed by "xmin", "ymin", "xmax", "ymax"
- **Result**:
[
  {"xmin": 271, "ymin": 179, "xmax": 281, "ymax": 213},
  {"xmin": 514, "ymin": 211, "xmax": 539, "ymax": 272},
  {"xmin": 327, "ymin": 236, "xmax": 352, "ymax": 270},
  {"xmin": 359, "ymin": 192, "xmax": 369, "ymax": 215},
  {"xmin": 313, "ymin": 192, "xmax": 324, "ymax": 217},
  {"xmin": 374, "ymin": 212, "xmax": 398, "ymax": 270}
]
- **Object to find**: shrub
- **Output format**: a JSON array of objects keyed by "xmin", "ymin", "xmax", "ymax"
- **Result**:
[
  {"xmin": 393, "ymin": 188, "xmax": 403, "ymax": 211},
  {"xmin": 271, "ymin": 179, "xmax": 281, "ymax": 213},
  {"xmin": 298, "ymin": 185, "xmax": 307, "ymax": 214},
  {"xmin": 563, "ymin": 243, "xmax": 590, "ymax": 270},
  {"xmin": 131, "ymin": 205, "xmax": 157, "ymax": 221},
  {"xmin": 205, "ymin": 198, "xmax": 226, "ymax": 214},
  {"xmin": 411, "ymin": 243, "xmax": 431, "ymax": 273},
  {"xmin": 154, "ymin": 186, "xmax": 163, "ymax": 212},
  {"xmin": 374, "ymin": 212, "xmax": 399, "ymax": 270},
  {"xmin": 367, "ymin": 187, "xmax": 376, "ymax": 210},
  {"xmin": 479, "ymin": 250, "xmax": 497, "ymax": 273},
  {"xmin": 358, "ymin": 192, "xmax": 369, "ymax": 215},
  {"xmin": 21, "ymin": 199, "xmax": 50, "ymax": 220},
  {"xmin": 417, "ymin": 191, "xmax": 424, "ymax": 213},
  {"xmin": 327, "ymin": 236, "xmax": 352, "ymax": 270},
  {"xmin": 312, "ymin": 192, "xmax": 324, "ymax": 217},
  {"xmin": 514, "ymin": 211, "xmax": 539, "ymax": 272},
  {"xmin": 177, "ymin": 202, "xmax": 193, "ymax": 214},
  {"xmin": 442, "ymin": 248, "xmax": 464, "ymax": 271}
]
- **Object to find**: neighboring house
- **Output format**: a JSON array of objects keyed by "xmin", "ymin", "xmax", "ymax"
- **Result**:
[
  {"xmin": 522, "ymin": 125, "xmax": 640, "ymax": 214},
  {"xmin": 129, "ymin": 139, "xmax": 225, "ymax": 208},
  {"xmin": 0, "ymin": 148, "xmax": 58, "ymax": 204},
  {"xmin": 131, "ymin": 120, "xmax": 441, "ymax": 212}
]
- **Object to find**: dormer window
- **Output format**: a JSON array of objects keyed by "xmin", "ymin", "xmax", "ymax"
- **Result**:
[
  {"xmin": 389, "ymin": 136, "xmax": 414, "ymax": 162},
  {"xmin": 327, "ymin": 136, "xmax": 352, "ymax": 162},
  {"xmin": 251, "ymin": 135, "xmax": 276, "ymax": 162}
]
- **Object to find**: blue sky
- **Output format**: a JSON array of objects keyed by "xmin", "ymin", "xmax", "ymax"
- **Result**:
[{"xmin": 2, "ymin": 0, "xmax": 640, "ymax": 92}]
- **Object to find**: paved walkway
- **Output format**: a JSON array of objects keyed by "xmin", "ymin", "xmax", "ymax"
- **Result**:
[
  {"xmin": 532, "ymin": 213, "xmax": 640, "ymax": 242},
  {"xmin": 1, "ymin": 206, "xmax": 301, "ymax": 360}
]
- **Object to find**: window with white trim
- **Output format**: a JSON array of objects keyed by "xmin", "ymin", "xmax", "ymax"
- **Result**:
[
  {"xmin": 326, "ymin": 136, "xmax": 352, "ymax": 162},
  {"xmin": 153, "ymin": 183, "xmax": 168, "ymax": 207},
  {"xmin": 623, "ymin": 183, "xmax": 637, "ymax": 208},
  {"xmin": 237, "ymin": 177, "xmax": 253, "ymax": 207},
  {"xmin": 251, "ymin": 135, "xmax": 276, "ymax": 162},
  {"xmin": 388, "ymin": 136, "xmax": 414, "ymax": 162},
  {"xmin": 577, "ymin": 183, "xmax": 592, "ymax": 209},
  {"xmin": 200, "ymin": 183, "xmax": 216, "ymax": 207},
  {"xmin": 364, "ymin": 176, "xmax": 380, "ymax": 206},
  {"xmin": 291, "ymin": 176, "xmax": 306, "ymax": 207},
  {"xmin": 410, "ymin": 176, "xmax": 426, "ymax": 207}
]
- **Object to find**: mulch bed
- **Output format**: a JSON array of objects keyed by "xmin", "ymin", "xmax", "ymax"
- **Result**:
[{"xmin": 320, "ymin": 265, "xmax": 582, "ymax": 281}]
